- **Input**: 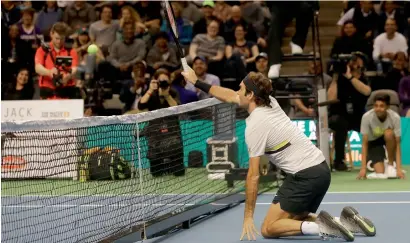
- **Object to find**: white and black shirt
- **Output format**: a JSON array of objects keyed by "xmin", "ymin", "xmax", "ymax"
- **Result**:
[{"xmin": 245, "ymin": 96, "xmax": 325, "ymax": 174}]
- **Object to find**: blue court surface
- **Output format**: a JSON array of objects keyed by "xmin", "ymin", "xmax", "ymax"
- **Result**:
[
  {"xmin": 2, "ymin": 192, "xmax": 410, "ymax": 243},
  {"xmin": 146, "ymin": 192, "xmax": 410, "ymax": 243}
]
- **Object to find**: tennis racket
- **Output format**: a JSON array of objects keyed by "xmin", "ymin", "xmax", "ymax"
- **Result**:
[{"xmin": 161, "ymin": 0, "xmax": 189, "ymax": 72}]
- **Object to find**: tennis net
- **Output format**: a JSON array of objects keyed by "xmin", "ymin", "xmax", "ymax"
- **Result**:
[{"xmin": 1, "ymin": 98, "xmax": 253, "ymax": 243}]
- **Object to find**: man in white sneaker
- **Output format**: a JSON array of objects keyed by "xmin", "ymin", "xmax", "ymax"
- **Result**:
[
  {"xmin": 266, "ymin": 1, "xmax": 318, "ymax": 78},
  {"xmin": 358, "ymin": 94, "xmax": 405, "ymax": 179}
]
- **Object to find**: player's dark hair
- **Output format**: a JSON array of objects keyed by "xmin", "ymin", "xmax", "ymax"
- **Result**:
[
  {"xmin": 244, "ymin": 72, "xmax": 272, "ymax": 107},
  {"xmin": 374, "ymin": 94, "xmax": 390, "ymax": 106}
]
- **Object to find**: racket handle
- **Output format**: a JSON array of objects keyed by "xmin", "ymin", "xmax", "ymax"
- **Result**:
[{"xmin": 181, "ymin": 58, "xmax": 189, "ymax": 72}]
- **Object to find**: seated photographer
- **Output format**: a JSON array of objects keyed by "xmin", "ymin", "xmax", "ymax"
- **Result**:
[
  {"xmin": 357, "ymin": 94, "xmax": 404, "ymax": 179},
  {"xmin": 328, "ymin": 52, "xmax": 372, "ymax": 171},
  {"xmin": 34, "ymin": 22, "xmax": 80, "ymax": 100},
  {"xmin": 137, "ymin": 68, "xmax": 178, "ymax": 112}
]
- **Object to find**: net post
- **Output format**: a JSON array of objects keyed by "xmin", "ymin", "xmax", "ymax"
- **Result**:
[
  {"xmin": 317, "ymin": 89, "xmax": 330, "ymax": 166},
  {"xmin": 207, "ymin": 103, "xmax": 237, "ymax": 179}
]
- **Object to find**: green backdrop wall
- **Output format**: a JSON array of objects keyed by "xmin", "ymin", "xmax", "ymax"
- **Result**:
[{"xmin": 86, "ymin": 118, "xmax": 410, "ymax": 168}]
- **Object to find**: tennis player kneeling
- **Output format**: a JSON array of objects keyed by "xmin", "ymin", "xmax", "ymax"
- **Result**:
[{"xmin": 182, "ymin": 68, "xmax": 376, "ymax": 242}]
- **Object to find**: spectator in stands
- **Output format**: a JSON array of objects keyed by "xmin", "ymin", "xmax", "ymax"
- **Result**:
[
  {"xmin": 2, "ymin": 25, "xmax": 32, "ymax": 79},
  {"xmin": 63, "ymin": 1, "xmax": 96, "ymax": 30},
  {"xmin": 239, "ymin": 1, "xmax": 266, "ymax": 39},
  {"xmin": 160, "ymin": 2, "xmax": 193, "ymax": 47},
  {"xmin": 19, "ymin": 8, "xmax": 44, "ymax": 53},
  {"xmin": 266, "ymin": 1, "xmax": 316, "ymax": 78},
  {"xmin": 89, "ymin": 4, "xmax": 119, "ymax": 56},
  {"xmin": 223, "ymin": 5, "xmax": 258, "ymax": 45},
  {"xmin": 383, "ymin": 52, "xmax": 409, "ymax": 92},
  {"xmin": 358, "ymin": 94, "xmax": 404, "ymax": 179},
  {"xmin": 120, "ymin": 61, "xmax": 149, "ymax": 113},
  {"xmin": 2, "ymin": 67, "xmax": 34, "ymax": 100},
  {"xmin": 138, "ymin": 68, "xmax": 178, "ymax": 112},
  {"xmin": 116, "ymin": 5, "xmax": 149, "ymax": 42},
  {"xmin": 1, "ymin": 1, "xmax": 22, "ymax": 27},
  {"xmin": 132, "ymin": 0, "xmax": 161, "ymax": 35},
  {"xmin": 171, "ymin": 70, "xmax": 198, "ymax": 105},
  {"xmin": 36, "ymin": 1, "xmax": 63, "ymax": 39},
  {"xmin": 189, "ymin": 20, "xmax": 225, "ymax": 77},
  {"xmin": 255, "ymin": 52, "xmax": 268, "ymax": 77},
  {"xmin": 399, "ymin": 76, "xmax": 410, "ymax": 117},
  {"xmin": 373, "ymin": 18, "xmax": 408, "ymax": 63},
  {"xmin": 146, "ymin": 32, "xmax": 179, "ymax": 73},
  {"xmin": 193, "ymin": 1, "xmax": 222, "ymax": 36},
  {"xmin": 292, "ymin": 58, "xmax": 333, "ymax": 118},
  {"xmin": 337, "ymin": 1, "xmax": 379, "ymax": 40},
  {"xmin": 378, "ymin": 1, "xmax": 407, "ymax": 36},
  {"xmin": 35, "ymin": 22, "xmax": 80, "ymax": 100},
  {"xmin": 185, "ymin": 56, "xmax": 221, "ymax": 100},
  {"xmin": 213, "ymin": 1, "xmax": 232, "ymax": 23},
  {"xmin": 224, "ymin": 24, "xmax": 258, "ymax": 86},
  {"xmin": 107, "ymin": 22, "xmax": 146, "ymax": 80},
  {"xmin": 330, "ymin": 21, "xmax": 372, "ymax": 60},
  {"xmin": 327, "ymin": 53, "xmax": 371, "ymax": 171},
  {"xmin": 181, "ymin": 1, "xmax": 203, "ymax": 24},
  {"xmin": 111, "ymin": 1, "xmax": 130, "ymax": 19}
]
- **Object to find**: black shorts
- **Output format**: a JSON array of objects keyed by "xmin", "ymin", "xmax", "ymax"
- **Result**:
[
  {"xmin": 272, "ymin": 161, "xmax": 330, "ymax": 215},
  {"xmin": 368, "ymin": 137, "xmax": 386, "ymax": 165}
]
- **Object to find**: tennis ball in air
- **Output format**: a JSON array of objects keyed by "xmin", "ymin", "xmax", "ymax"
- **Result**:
[{"xmin": 87, "ymin": 44, "xmax": 99, "ymax": 54}]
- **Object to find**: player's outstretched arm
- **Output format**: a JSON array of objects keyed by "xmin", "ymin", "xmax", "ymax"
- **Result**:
[
  {"xmin": 240, "ymin": 156, "xmax": 261, "ymax": 241},
  {"xmin": 182, "ymin": 66, "xmax": 239, "ymax": 104}
]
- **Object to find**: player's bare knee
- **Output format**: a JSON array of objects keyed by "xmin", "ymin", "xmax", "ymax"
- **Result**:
[
  {"xmin": 383, "ymin": 129, "xmax": 395, "ymax": 142},
  {"xmin": 261, "ymin": 203, "xmax": 293, "ymax": 238}
]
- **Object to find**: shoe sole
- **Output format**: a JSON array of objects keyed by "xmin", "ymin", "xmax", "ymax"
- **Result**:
[
  {"xmin": 341, "ymin": 206, "xmax": 376, "ymax": 237},
  {"xmin": 317, "ymin": 210, "xmax": 355, "ymax": 242}
]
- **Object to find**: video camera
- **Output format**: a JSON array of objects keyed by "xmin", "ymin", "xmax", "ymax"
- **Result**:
[
  {"xmin": 331, "ymin": 52, "xmax": 368, "ymax": 74},
  {"xmin": 41, "ymin": 42, "xmax": 73, "ymax": 87}
]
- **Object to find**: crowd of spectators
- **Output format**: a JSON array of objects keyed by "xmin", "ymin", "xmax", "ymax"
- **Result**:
[{"xmin": 1, "ymin": 0, "xmax": 410, "ymax": 119}]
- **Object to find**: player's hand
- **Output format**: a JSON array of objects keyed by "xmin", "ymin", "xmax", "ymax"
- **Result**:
[
  {"xmin": 397, "ymin": 169, "xmax": 405, "ymax": 179},
  {"xmin": 240, "ymin": 217, "xmax": 260, "ymax": 241},
  {"xmin": 181, "ymin": 65, "xmax": 198, "ymax": 85},
  {"xmin": 357, "ymin": 168, "xmax": 367, "ymax": 180}
]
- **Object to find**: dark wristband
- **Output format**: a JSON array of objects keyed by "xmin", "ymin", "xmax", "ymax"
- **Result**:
[{"xmin": 194, "ymin": 80, "xmax": 212, "ymax": 93}]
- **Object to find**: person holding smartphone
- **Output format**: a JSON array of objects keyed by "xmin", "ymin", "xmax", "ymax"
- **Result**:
[{"xmin": 138, "ymin": 68, "xmax": 178, "ymax": 112}]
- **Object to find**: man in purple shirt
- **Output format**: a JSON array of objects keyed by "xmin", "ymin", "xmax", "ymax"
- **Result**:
[{"xmin": 185, "ymin": 56, "xmax": 221, "ymax": 100}]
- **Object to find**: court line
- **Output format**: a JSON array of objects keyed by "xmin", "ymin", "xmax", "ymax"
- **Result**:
[{"xmin": 3, "ymin": 201, "xmax": 410, "ymax": 208}]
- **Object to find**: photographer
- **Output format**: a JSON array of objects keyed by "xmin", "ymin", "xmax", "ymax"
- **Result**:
[
  {"xmin": 35, "ymin": 22, "xmax": 79, "ymax": 99},
  {"xmin": 137, "ymin": 68, "xmax": 178, "ymax": 112},
  {"xmin": 328, "ymin": 52, "xmax": 372, "ymax": 171}
]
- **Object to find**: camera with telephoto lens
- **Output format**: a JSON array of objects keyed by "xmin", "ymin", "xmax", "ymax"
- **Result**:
[
  {"xmin": 159, "ymin": 80, "xmax": 170, "ymax": 89},
  {"xmin": 331, "ymin": 52, "xmax": 368, "ymax": 74}
]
